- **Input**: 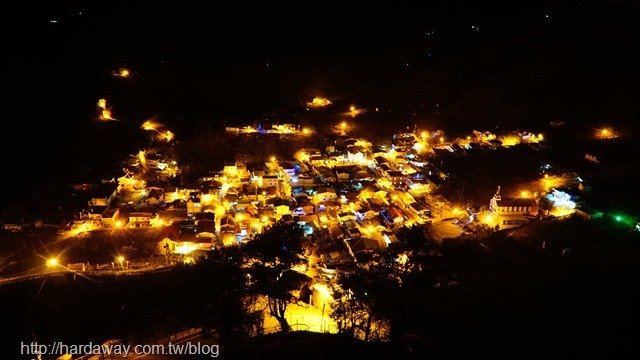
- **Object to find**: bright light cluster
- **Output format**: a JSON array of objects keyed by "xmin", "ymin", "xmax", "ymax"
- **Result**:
[
  {"xmin": 140, "ymin": 118, "xmax": 175, "ymax": 142},
  {"xmin": 97, "ymin": 98, "xmax": 115, "ymax": 121},
  {"xmin": 545, "ymin": 189, "xmax": 576, "ymax": 209},
  {"xmin": 307, "ymin": 97, "xmax": 332, "ymax": 108}
]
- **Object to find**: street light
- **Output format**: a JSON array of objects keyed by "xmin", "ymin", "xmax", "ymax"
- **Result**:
[
  {"xmin": 116, "ymin": 255, "xmax": 125, "ymax": 270},
  {"xmin": 597, "ymin": 128, "xmax": 615, "ymax": 139},
  {"xmin": 46, "ymin": 258, "xmax": 59, "ymax": 268}
]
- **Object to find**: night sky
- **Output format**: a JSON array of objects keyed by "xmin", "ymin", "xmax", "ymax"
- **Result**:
[{"xmin": 2, "ymin": 0, "xmax": 640, "ymax": 207}]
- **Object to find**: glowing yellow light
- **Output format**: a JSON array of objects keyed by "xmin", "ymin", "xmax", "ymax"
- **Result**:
[
  {"xmin": 270, "ymin": 156, "xmax": 276, "ymax": 162},
  {"xmin": 481, "ymin": 213, "xmax": 496, "ymax": 226},
  {"xmin": 349, "ymin": 105, "xmax": 356, "ymax": 112},
  {"xmin": 340, "ymin": 121, "xmax": 347, "ymax": 130},
  {"xmin": 200, "ymin": 194, "xmax": 214, "ymax": 204},
  {"xmin": 116, "ymin": 255, "xmax": 125, "ymax": 263},
  {"xmin": 537, "ymin": 133, "xmax": 544, "ymax": 141},
  {"xmin": 520, "ymin": 190, "xmax": 530, "ymax": 198},
  {"xmin": 119, "ymin": 68, "xmax": 130, "ymax": 78},
  {"xmin": 114, "ymin": 219, "xmax": 124, "ymax": 228},
  {"xmin": 101, "ymin": 109, "xmax": 114, "ymax": 121},
  {"xmin": 540, "ymin": 174, "xmax": 568, "ymax": 192},
  {"xmin": 46, "ymin": 258, "xmax": 59, "ymax": 268},
  {"xmin": 413, "ymin": 142, "xmax": 425, "ymax": 152},
  {"xmin": 175, "ymin": 243, "xmax": 196, "ymax": 255},
  {"xmin": 319, "ymin": 215, "xmax": 328, "ymax": 223},
  {"xmin": 307, "ymin": 97, "xmax": 332, "ymax": 108},
  {"xmin": 367, "ymin": 225, "xmax": 375, "ymax": 234},
  {"xmin": 215, "ymin": 205, "xmax": 226, "ymax": 216},
  {"xmin": 261, "ymin": 215, "xmax": 269, "ymax": 223},
  {"xmin": 420, "ymin": 131, "xmax": 428, "ymax": 139},
  {"xmin": 550, "ymin": 207, "xmax": 576, "ymax": 217},
  {"xmin": 439, "ymin": 137, "xmax": 444, "ymax": 144},
  {"xmin": 500, "ymin": 136, "xmax": 520, "ymax": 147},
  {"xmin": 163, "ymin": 130, "xmax": 174, "ymax": 142},
  {"xmin": 150, "ymin": 216, "xmax": 170, "ymax": 228},
  {"xmin": 295, "ymin": 150, "xmax": 310, "ymax": 162},
  {"xmin": 397, "ymin": 253, "xmax": 408, "ymax": 265},
  {"xmin": 302, "ymin": 127, "xmax": 311, "ymax": 135},
  {"xmin": 97, "ymin": 98, "xmax": 115, "ymax": 121},
  {"xmin": 596, "ymin": 128, "xmax": 617, "ymax": 140},
  {"xmin": 314, "ymin": 283, "xmax": 331, "ymax": 303},
  {"xmin": 354, "ymin": 139, "xmax": 372, "ymax": 148},
  {"xmin": 138, "ymin": 150, "xmax": 147, "ymax": 169},
  {"xmin": 141, "ymin": 120, "xmax": 158, "ymax": 131},
  {"xmin": 466, "ymin": 136, "xmax": 471, "ymax": 140},
  {"xmin": 452, "ymin": 207, "xmax": 462, "ymax": 215}
]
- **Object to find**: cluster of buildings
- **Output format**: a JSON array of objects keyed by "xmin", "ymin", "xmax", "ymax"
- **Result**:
[
  {"xmin": 64, "ymin": 128, "xmax": 453, "ymax": 265},
  {"xmin": 225, "ymin": 123, "xmax": 313, "ymax": 136},
  {"xmin": 57, "ymin": 124, "xmax": 593, "ymax": 271}
]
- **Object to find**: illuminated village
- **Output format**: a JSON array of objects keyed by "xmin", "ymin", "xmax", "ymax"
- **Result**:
[
  {"xmin": 63, "ymin": 102, "xmax": 578, "ymax": 261},
  {"xmin": 6, "ymin": 97, "xmax": 601, "ymax": 313},
  {"xmin": 4, "ymin": 3, "xmax": 640, "ymax": 357},
  {"xmin": 3, "ymin": 85, "xmax": 635, "ymax": 352}
]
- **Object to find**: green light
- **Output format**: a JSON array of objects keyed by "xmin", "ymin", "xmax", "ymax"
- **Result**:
[{"xmin": 615, "ymin": 215, "xmax": 623, "ymax": 222}]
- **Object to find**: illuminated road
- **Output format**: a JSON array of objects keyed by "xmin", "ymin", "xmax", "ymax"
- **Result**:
[
  {"xmin": 263, "ymin": 302, "xmax": 337, "ymax": 334},
  {"xmin": 0, "ymin": 264, "xmax": 174, "ymax": 286}
]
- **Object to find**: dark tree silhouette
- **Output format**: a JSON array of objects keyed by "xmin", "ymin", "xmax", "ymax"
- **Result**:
[
  {"xmin": 243, "ymin": 223, "xmax": 310, "ymax": 332},
  {"xmin": 202, "ymin": 247, "xmax": 264, "ymax": 341},
  {"xmin": 331, "ymin": 250, "xmax": 406, "ymax": 341},
  {"xmin": 331, "ymin": 225, "xmax": 443, "ymax": 342},
  {"xmin": 395, "ymin": 225, "xmax": 434, "ymax": 252}
]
